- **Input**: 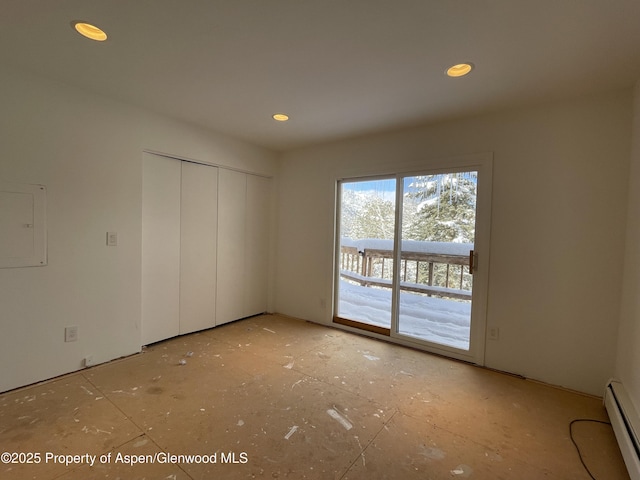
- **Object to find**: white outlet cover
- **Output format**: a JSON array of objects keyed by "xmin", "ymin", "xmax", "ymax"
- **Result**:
[
  {"xmin": 106, "ymin": 231, "xmax": 118, "ymax": 246},
  {"xmin": 488, "ymin": 327, "xmax": 499, "ymax": 340}
]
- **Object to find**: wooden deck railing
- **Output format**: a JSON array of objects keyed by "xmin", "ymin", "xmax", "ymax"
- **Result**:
[{"xmin": 340, "ymin": 245, "xmax": 472, "ymax": 300}]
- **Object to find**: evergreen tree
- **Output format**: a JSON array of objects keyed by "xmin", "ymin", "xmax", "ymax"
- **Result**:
[{"xmin": 404, "ymin": 173, "xmax": 476, "ymax": 243}]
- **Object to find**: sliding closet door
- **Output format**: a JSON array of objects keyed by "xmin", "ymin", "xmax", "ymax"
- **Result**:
[
  {"xmin": 141, "ymin": 154, "xmax": 181, "ymax": 345},
  {"xmin": 216, "ymin": 169, "xmax": 247, "ymax": 325},
  {"xmin": 144, "ymin": 155, "xmax": 269, "ymax": 340},
  {"xmin": 180, "ymin": 161, "xmax": 218, "ymax": 334},
  {"xmin": 245, "ymin": 174, "xmax": 270, "ymax": 316}
]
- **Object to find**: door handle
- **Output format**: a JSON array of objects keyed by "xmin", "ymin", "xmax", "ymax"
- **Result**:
[{"xmin": 469, "ymin": 250, "xmax": 477, "ymax": 273}]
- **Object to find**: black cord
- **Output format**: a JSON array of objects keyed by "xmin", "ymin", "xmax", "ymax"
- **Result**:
[{"xmin": 569, "ymin": 418, "xmax": 612, "ymax": 480}]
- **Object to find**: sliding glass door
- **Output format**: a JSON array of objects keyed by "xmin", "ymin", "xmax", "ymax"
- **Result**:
[
  {"xmin": 335, "ymin": 177, "xmax": 396, "ymax": 334},
  {"xmin": 397, "ymin": 172, "xmax": 477, "ymax": 350},
  {"xmin": 334, "ymin": 161, "xmax": 490, "ymax": 363}
]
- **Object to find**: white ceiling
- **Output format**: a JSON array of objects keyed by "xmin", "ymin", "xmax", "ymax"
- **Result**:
[{"xmin": 2, "ymin": 1, "xmax": 640, "ymax": 152}]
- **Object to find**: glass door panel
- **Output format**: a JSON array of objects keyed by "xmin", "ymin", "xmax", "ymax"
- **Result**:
[
  {"xmin": 335, "ymin": 178, "xmax": 396, "ymax": 332},
  {"xmin": 397, "ymin": 171, "xmax": 477, "ymax": 350}
]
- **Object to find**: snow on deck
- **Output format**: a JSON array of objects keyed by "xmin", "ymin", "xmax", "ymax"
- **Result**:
[
  {"xmin": 340, "ymin": 238, "xmax": 473, "ymax": 256},
  {"xmin": 338, "ymin": 280, "xmax": 470, "ymax": 350}
]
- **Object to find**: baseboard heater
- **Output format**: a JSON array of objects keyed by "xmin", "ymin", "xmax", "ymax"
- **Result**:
[{"xmin": 604, "ymin": 380, "xmax": 640, "ymax": 480}]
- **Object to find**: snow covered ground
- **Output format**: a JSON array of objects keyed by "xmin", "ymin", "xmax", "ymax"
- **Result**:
[{"xmin": 337, "ymin": 279, "xmax": 471, "ymax": 350}]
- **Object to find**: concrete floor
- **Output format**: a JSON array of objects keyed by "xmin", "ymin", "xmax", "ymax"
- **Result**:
[{"xmin": 0, "ymin": 314, "xmax": 630, "ymax": 479}]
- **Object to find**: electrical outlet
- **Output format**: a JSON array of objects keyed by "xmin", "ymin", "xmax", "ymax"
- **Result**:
[
  {"xmin": 106, "ymin": 231, "xmax": 118, "ymax": 246},
  {"xmin": 488, "ymin": 326, "xmax": 499, "ymax": 341},
  {"xmin": 84, "ymin": 355, "xmax": 94, "ymax": 367},
  {"xmin": 65, "ymin": 326, "xmax": 78, "ymax": 342}
]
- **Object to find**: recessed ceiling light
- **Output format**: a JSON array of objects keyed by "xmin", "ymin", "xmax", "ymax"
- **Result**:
[
  {"xmin": 72, "ymin": 21, "xmax": 108, "ymax": 41},
  {"xmin": 446, "ymin": 63, "xmax": 474, "ymax": 77},
  {"xmin": 272, "ymin": 113, "xmax": 289, "ymax": 122}
]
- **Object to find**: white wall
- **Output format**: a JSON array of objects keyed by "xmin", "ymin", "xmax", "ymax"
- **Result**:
[
  {"xmin": 275, "ymin": 90, "xmax": 632, "ymax": 396},
  {"xmin": 0, "ymin": 67, "xmax": 277, "ymax": 393},
  {"xmin": 616, "ymin": 81, "xmax": 640, "ymax": 412},
  {"xmin": 1, "ymin": 63, "xmax": 633, "ymax": 398}
]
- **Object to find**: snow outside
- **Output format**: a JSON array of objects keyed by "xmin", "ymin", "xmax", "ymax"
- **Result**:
[{"xmin": 337, "ymin": 172, "xmax": 477, "ymax": 351}]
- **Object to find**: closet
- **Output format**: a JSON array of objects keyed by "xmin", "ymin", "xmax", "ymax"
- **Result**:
[
  {"xmin": 141, "ymin": 153, "xmax": 270, "ymax": 345},
  {"xmin": 216, "ymin": 169, "xmax": 270, "ymax": 325},
  {"xmin": 179, "ymin": 161, "xmax": 218, "ymax": 335}
]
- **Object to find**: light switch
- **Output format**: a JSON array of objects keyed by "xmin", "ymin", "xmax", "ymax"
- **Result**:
[{"xmin": 106, "ymin": 231, "xmax": 118, "ymax": 246}]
